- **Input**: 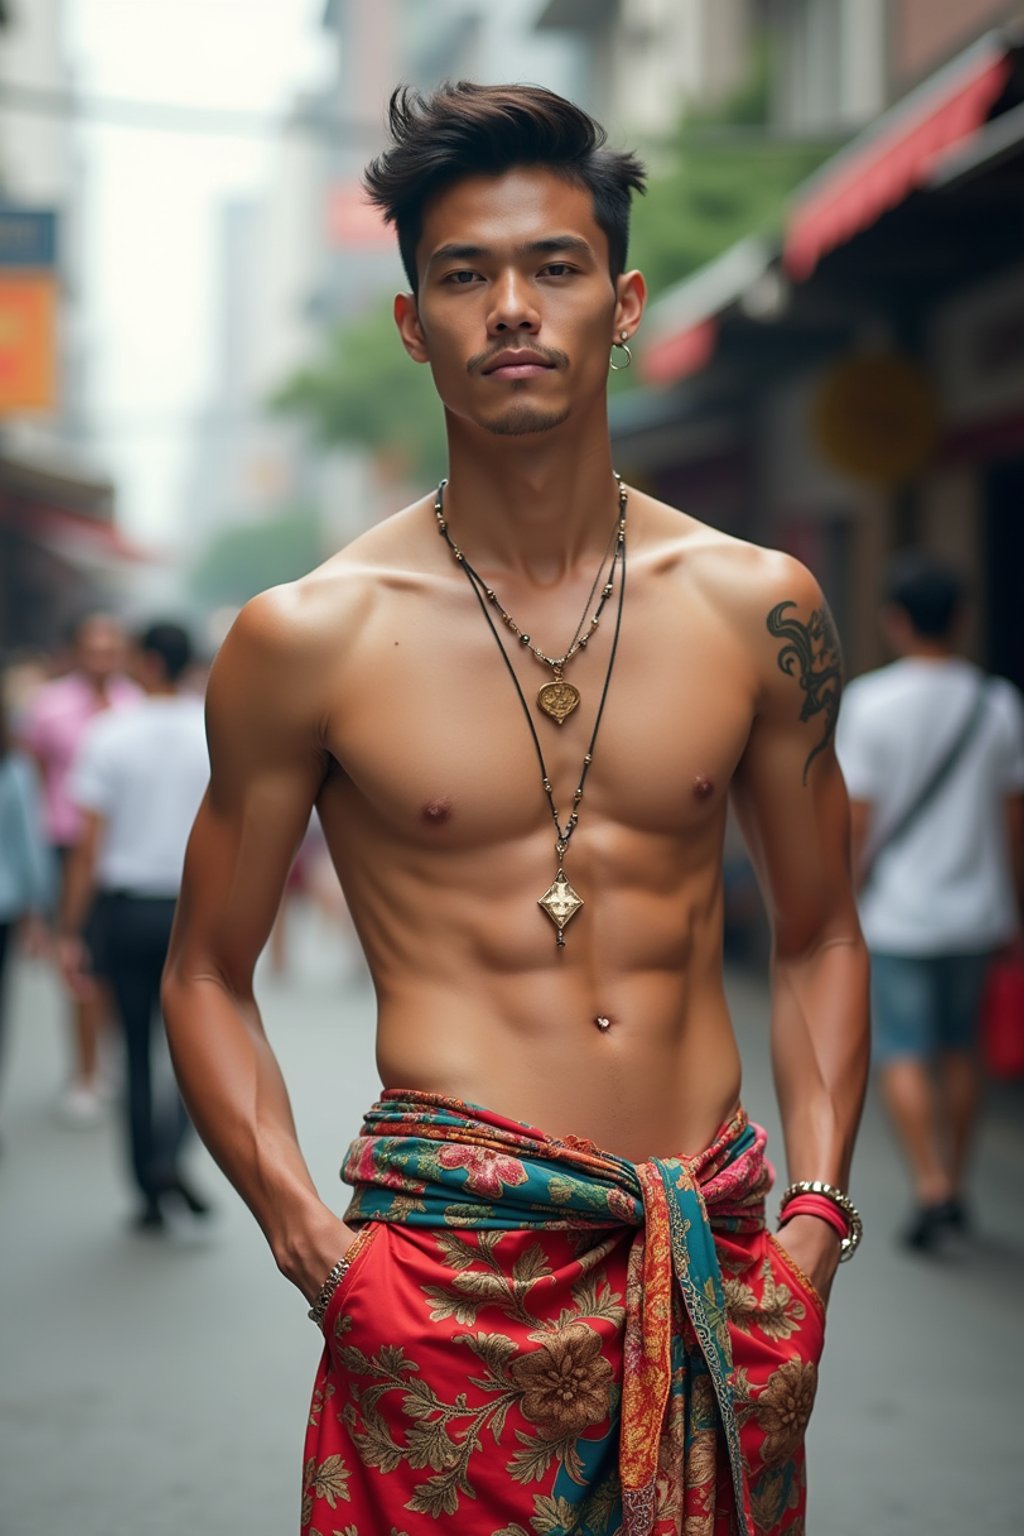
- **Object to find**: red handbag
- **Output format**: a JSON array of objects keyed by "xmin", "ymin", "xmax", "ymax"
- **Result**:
[{"xmin": 981, "ymin": 955, "xmax": 1024, "ymax": 1077}]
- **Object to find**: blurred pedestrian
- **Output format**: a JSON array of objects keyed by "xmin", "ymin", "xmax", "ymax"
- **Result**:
[
  {"xmin": 837, "ymin": 553, "xmax": 1024, "ymax": 1251},
  {"xmin": 0, "ymin": 672, "xmax": 54, "ymax": 1121},
  {"xmin": 57, "ymin": 622, "xmax": 211, "ymax": 1230},
  {"xmin": 19, "ymin": 612, "xmax": 140, "ymax": 1122}
]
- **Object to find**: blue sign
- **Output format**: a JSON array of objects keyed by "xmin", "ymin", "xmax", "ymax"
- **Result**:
[{"xmin": 0, "ymin": 208, "xmax": 57, "ymax": 268}]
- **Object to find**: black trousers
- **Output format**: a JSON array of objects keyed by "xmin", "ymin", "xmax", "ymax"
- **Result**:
[{"xmin": 98, "ymin": 892, "xmax": 190, "ymax": 1204}]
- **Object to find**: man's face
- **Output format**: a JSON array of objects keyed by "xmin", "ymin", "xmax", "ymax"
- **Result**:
[
  {"xmin": 75, "ymin": 616, "xmax": 125, "ymax": 685},
  {"xmin": 397, "ymin": 166, "xmax": 641, "ymax": 439}
]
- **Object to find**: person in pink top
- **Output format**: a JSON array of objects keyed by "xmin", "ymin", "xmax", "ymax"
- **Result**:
[{"xmin": 20, "ymin": 611, "xmax": 140, "ymax": 1121}]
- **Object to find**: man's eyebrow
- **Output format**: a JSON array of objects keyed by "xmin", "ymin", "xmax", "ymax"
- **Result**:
[{"xmin": 427, "ymin": 235, "xmax": 596, "ymax": 267}]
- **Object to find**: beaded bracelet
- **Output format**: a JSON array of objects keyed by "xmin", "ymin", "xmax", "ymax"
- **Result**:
[{"xmin": 778, "ymin": 1179, "xmax": 863, "ymax": 1262}]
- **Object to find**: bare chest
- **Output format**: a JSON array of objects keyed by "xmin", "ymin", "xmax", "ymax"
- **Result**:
[{"xmin": 322, "ymin": 572, "xmax": 756, "ymax": 850}]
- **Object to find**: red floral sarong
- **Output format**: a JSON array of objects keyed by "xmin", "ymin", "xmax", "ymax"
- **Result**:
[{"xmin": 302, "ymin": 1091, "xmax": 825, "ymax": 1536}]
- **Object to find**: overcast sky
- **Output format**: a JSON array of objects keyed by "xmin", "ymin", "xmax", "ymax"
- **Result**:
[{"xmin": 67, "ymin": 0, "xmax": 330, "ymax": 547}]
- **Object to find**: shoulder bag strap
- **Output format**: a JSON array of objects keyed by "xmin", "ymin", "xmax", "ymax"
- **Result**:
[{"xmin": 861, "ymin": 678, "xmax": 991, "ymax": 888}]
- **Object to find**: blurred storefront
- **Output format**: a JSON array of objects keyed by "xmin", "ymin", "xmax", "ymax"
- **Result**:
[
  {"xmin": 0, "ymin": 451, "xmax": 142, "ymax": 652},
  {"xmin": 615, "ymin": 18, "xmax": 1024, "ymax": 686}
]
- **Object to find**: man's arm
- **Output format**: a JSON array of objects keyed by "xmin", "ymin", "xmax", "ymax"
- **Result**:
[
  {"xmin": 1007, "ymin": 792, "xmax": 1024, "ymax": 932},
  {"xmin": 161, "ymin": 591, "xmax": 352, "ymax": 1305},
  {"xmin": 56, "ymin": 809, "xmax": 105, "ymax": 996},
  {"xmin": 847, "ymin": 798, "xmax": 871, "ymax": 891},
  {"xmin": 730, "ymin": 558, "xmax": 870, "ymax": 1301}
]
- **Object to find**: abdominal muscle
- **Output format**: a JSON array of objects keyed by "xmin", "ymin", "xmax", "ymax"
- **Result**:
[
  {"xmin": 320, "ymin": 765, "xmax": 746, "ymax": 1163},
  {"xmin": 365, "ymin": 893, "xmax": 744, "ymax": 1165}
]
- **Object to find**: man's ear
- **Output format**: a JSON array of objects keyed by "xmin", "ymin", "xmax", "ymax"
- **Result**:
[
  {"xmin": 394, "ymin": 292, "xmax": 429, "ymax": 364},
  {"xmin": 612, "ymin": 269, "xmax": 646, "ymax": 345}
]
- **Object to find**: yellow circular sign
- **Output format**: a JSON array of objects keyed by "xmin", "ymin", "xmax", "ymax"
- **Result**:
[{"xmin": 812, "ymin": 351, "xmax": 938, "ymax": 486}]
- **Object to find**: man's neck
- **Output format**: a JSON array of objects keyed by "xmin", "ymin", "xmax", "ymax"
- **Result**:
[
  {"xmin": 441, "ymin": 417, "xmax": 620, "ymax": 585},
  {"xmin": 901, "ymin": 641, "xmax": 957, "ymax": 661},
  {"xmin": 80, "ymin": 672, "xmax": 112, "ymax": 703}
]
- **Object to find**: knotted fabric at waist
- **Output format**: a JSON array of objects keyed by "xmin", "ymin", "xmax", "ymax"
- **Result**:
[{"xmin": 340, "ymin": 1090, "xmax": 773, "ymax": 1536}]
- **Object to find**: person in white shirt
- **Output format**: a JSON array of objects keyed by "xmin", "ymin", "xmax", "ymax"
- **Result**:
[
  {"xmin": 836, "ymin": 554, "xmax": 1024, "ymax": 1250},
  {"xmin": 59, "ymin": 622, "xmax": 212, "ymax": 1229}
]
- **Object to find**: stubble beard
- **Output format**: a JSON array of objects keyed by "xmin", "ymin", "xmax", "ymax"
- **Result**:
[{"xmin": 485, "ymin": 401, "xmax": 572, "ymax": 437}]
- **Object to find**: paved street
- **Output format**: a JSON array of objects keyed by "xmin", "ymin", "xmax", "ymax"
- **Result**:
[{"xmin": 1, "ymin": 913, "xmax": 1022, "ymax": 1536}]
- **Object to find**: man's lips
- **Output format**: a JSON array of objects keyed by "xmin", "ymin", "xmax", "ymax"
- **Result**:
[{"xmin": 481, "ymin": 351, "xmax": 556, "ymax": 379}]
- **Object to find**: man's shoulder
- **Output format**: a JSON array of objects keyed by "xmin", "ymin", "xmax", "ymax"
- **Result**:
[
  {"xmin": 643, "ymin": 498, "xmax": 826, "ymax": 637},
  {"xmin": 229, "ymin": 499, "xmax": 434, "ymax": 661},
  {"xmin": 77, "ymin": 703, "xmax": 134, "ymax": 758},
  {"xmin": 23, "ymin": 671, "xmax": 83, "ymax": 726}
]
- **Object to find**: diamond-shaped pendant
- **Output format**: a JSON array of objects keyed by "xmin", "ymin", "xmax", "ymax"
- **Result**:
[{"xmin": 538, "ymin": 869, "xmax": 583, "ymax": 938}]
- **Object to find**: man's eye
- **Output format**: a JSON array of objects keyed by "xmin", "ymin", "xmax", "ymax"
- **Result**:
[
  {"xmin": 444, "ymin": 270, "xmax": 480, "ymax": 285},
  {"xmin": 541, "ymin": 263, "xmax": 574, "ymax": 277}
]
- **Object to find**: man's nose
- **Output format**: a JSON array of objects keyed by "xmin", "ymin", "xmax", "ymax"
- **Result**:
[{"xmin": 486, "ymin": 271, "xmax": 540, "ymax": 335}]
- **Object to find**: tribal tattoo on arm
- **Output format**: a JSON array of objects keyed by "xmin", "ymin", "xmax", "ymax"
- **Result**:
[{"xmin": 766, "ymin": 600, "xmax": 843, "ymax": 785}]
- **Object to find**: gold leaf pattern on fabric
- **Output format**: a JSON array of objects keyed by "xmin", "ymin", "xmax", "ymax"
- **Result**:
[
  {"xmin": 403, "ymin": 1416, "xmax": 460, "ymax": 1472},
  {"xmin": 456, "ymin": 1328, "xmax": 519, "ymax": 1383},
  {"xmin": 312, "ymin": 1454, "xmax": 351, "ymax": 1508},
  {"xmin": 755, "ymin": 1359, "xmax": 819, "ymax": 1465},
  {"xmin": 754, "ymin": 1258, "xmax": 806, "ymax": 1343},
  {"xmin": 723, "ymin": 1277, "xmax": 759, "ymax": 1334},
  {"xmin": 530, "ymin": 1492, "xmax": 581, "ymax": 1533},
  {"xmin": 405, "ymin": 1467, "xmax": 468, "ymax": 1518},
  {"xmin": 434, "ymin": 1230, "xmax": 485, "ymax": 1271}
]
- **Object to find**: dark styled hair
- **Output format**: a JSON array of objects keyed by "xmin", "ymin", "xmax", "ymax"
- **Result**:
[
  {"xmin": 884, "ymin": 553, "xmax": 966, "ymax": 638},
  {"xmin": 364, "ymin": 81, "xmax": 646, "ymax": 292},
  {"xmin": 137, "ymin": 621, "xmax": 193, "ymax": 683}
]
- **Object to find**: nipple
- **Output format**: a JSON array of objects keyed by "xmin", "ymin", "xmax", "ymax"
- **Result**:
[
  {"xmin": 692, "ymin": 774, "xmax": 714, "ymax": 801},
  {"xmin": 421, "ymin": 797, "xmax": 453, "ymax": 826}
]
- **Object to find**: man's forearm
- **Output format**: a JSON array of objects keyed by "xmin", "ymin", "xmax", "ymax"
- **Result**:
[
  {"xmin": 162, "ymin": 969, "xmax": 348, "ymax": 1290},
  {"xmin": 58, "ymin": 836, "xmax": 96, "ymax": 937},
  {"xmin": 770, "ymin": 932, "xmax": 870, "ymax": 1194}
]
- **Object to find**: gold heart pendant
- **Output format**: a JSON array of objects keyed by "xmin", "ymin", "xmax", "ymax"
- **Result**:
[{"xmin": 537, "ymin": 680, "xmax": 581, "ymax": 725}]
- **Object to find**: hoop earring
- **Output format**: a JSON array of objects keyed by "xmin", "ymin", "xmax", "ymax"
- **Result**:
[{"xmin": 609, "ymin": 333, "xmax": 632, "ymax": 372}]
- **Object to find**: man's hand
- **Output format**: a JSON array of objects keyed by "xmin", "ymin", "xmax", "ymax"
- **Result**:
[
  {"xmin": 56, "ymin": 933, "xmax": 92, "ymax": 1000},
  {"xmin": 774, "ymin": 1214, "xmax": 842, "ymax": 1307},
  {"xmin": 279, "ymin": 1206, "xmax": 363, "ymax": 1308},
  {"xmin": 17, "ymin": 914, "xmax": 50, "ymax": 960}
]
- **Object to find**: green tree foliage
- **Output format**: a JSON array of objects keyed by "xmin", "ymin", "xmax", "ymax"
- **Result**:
[
  {"xmin": 272, "ymin": 303, "xmax": 447, "ymax": 483},
  {"xmin": 627, "ymin": 129, "xmax": 833, "ymax": 300},
  {"xmin": 189, "ymin": 503, "xmax": 323, "ymax": 609}
]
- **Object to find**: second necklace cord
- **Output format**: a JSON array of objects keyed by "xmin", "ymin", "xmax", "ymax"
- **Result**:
[{"xmin": 434, "ymin": 476, "xmax": 628, "ymax": 947}]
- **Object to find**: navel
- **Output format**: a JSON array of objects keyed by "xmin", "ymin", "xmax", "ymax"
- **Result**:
[
  {"xmin": 421, "ymin": 797, "xmax": 453, "ymax": 827},
  {"xmin": 594, "ymin": 1014, "xmax": 613, "ymax": 1033}
]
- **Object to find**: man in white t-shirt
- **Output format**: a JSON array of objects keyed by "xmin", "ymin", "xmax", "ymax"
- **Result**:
[
  {"xmin": 59, "ymin": 622, "xmax": 212, "ymax": 1229},
  {"xmin": 836, "ymin": 554, "xmax": 1024, "ymax": 1250}
]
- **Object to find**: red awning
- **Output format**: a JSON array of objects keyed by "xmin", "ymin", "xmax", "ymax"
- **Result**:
[
  {"xmin": 785, "ymin": 33, "xmax": 1013, "ymax": 280},
  {"xmin": 1, "ymin": 502, "xmax": 149, "ymax": 566},
  {"xmin": 639, "ymin": 237, "xmax": 774, "ymax": 387},
  {"xmin": 642, "ymin": 318, "xmax": 718, "ymax": 386}
]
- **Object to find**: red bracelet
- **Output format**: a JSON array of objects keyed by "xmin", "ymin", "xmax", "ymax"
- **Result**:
[{"xmin": 779, "ymin": 1193, "xmax": 849, "ymax": 1241}]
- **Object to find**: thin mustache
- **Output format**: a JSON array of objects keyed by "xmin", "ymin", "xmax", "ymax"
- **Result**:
[{"xmin": 467, "ymin": 345, "xmax": 569, "ymax": 375}]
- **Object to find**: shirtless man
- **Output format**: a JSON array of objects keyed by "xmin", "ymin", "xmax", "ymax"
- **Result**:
[{"xmin": 163, "ymin": 83, "xmax": 869, "ymax": 1536}]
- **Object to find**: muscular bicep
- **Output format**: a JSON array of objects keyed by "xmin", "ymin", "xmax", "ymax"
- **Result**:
[
  {"xmin": 730, "ymin": 561, "xmax": 858, "ymax": 955},
  {"xmin": 168, "ymin": 597, "xmax": 328, "ymax": 991}
]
